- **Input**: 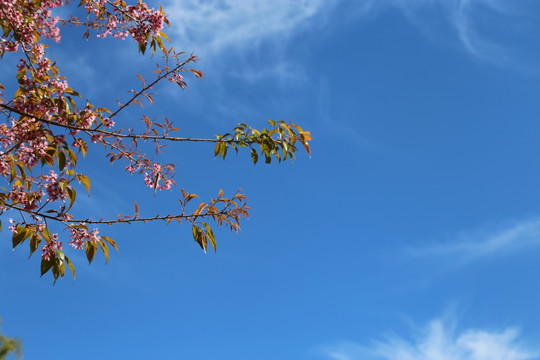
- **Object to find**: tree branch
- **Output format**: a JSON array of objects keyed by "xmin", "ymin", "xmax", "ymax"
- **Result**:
[
  {"xmin": 5, "ymin": 203, "xmax": 245, "ymax": 225},
  {"xmin": 0, "ymin": 103, "xmax": 286, "ymax": 145}
]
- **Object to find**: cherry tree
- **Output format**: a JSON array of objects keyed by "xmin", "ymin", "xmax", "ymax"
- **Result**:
[{"xmin": 0, "ymin": 0, "xmax": 311, "ymax": 282}]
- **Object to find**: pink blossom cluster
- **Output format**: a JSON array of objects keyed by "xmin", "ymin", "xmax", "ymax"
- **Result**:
[
  {"xmin": 83, "ymin": 2, "xmax": 100, "ymax": 17},
  {"xmin": 94, "ymin": 12, "xmax": 129, "ymax": 40},
  {"xmin": 49, "ymin": 79, "xmax": 68, "ymax": 96},
  {"xmin": 0, "ymin": 38, "xmax": 19, "ymax": 53},
  {"xmin": 167, "ymin": 73, "xmax": 183, "ymax": 83},
  {"xmin": 125, "ymin": 3, "xmax": 166, "ymax": 44},
  {"xmin": 19, "ymin": 137, "xmax": 49, "ymax": 167},
  {"xmin": 0, "ymin": 0, "xmax": 62, "ymax": 55},
  {"xmin": 8, "ymin": 218, "xmax": 17, "ymax": 233},
  {"xmin": 0, "ymin": 117, "xmax": 49, "ymax": 167},
  {"xmin": 0, "ymin": 123, "xmax": 15, "ymax": 148},
  {"xmin": 103, "ymin": 117, "xmax": 115, "ymax": 128},
  {"xmin": 13, "ymin": 56, "xmax": 71, "ymax": 123},
  {"xmin": 65, "ymin": 108, "xmax": 97, "ymax": 135},
  {"xmin": 125, "ymin": 164, "xmax": 138, "ymax": 174},
  {"xmin": 38, "ymin": 11, "xmax": 61, "ymax": 43},
  {"xmin": 8, "ymin": 186, "xmax": 42, "ymax": 211},
  {"xmin": 79, "ymin": 110, "xmax": 96, "ymax": 129},
  {"xmin": 0, "ymin": 159, "xmax": 9, "ymax": 176},
  {"xmin": 69, "ymin": 226, "xmax": 101, "ymax": 249},
  {"xmin": 43, "ymin": 170, "xmax": 67, "ymax": 202},
  {"xmin": 144, "ymin": 163, "xmax": 172, "ymax": 191},
  {"xmin": 41, "ymin": 237, "xmax": 62, "ymax": 260},
  {"xmin": 90, "ymin": 133, "xmax": 102, "ymax": 143},
  {"xmin": 35, "ymin": 58, "xmax": 51, "ymax": 77},
  {"xmin": 81, "ymin": 0, "xmax": 165, "ymax": 43}
]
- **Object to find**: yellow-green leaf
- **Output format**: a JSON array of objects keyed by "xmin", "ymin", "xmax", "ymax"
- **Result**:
[
  {"xmin": 102, "ymin": 236, "xmax": 119, "ymax": 252},
  {"xmin": 40, "ymin": 257, "xmax": 53, "ymax": 277},
  {"xmin": 65, "ymin": 256, "xmax": 76, "ymax": 279},
  {"xmin": 29, "ymin": 234, "xmax": 41, "ymax": 257},
  {"xmin": 98, "ymin": 240, "xmax": 110, "ymax": 264},
  {"xmin": 76, "ymin": 174, "xmax": 91, "ymax": 195},
  {"xmin": 202, "ymin": 222, "xmax": 216, "ymax": 252},
  {"xmin": 85, "ymin": 241, "xmax": 97, "ymax": 264},
  {"xmin": 12, "ymin": 226, "xmax": 29, "ymax": 248}
]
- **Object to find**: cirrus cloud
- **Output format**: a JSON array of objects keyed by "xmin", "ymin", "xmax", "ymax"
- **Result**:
[
  {"xmin": 165, "ymin": 0, "xmax": 537, "ymax": 66},
  {"xmin": 408, "ymin": 217, "xmax": 540, "ymax": 264},
  {"xmin": 319, "ymin": 317, "xmax": 538, "ymax": 360}
]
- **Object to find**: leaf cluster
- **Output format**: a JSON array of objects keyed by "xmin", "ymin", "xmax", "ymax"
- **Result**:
[{"xmin": 215, "ymin": 120, "xmax": 311, "ymax": 164}]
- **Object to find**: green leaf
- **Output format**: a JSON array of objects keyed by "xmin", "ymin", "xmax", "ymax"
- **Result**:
[
  {"xmin": 65, "ymin": 88, "xmax": 81, "ymax": 97},
  {"xmin": 220, "ymin": 143, "xmax": 228, "ymax": 159},
  {"xmin": 66, "ymin": 187, "xmax": 76, "ymax": 211},
  {"xmin": 202, "ymin": 222, "xmax": 217, "ymax": 252},
  {"xmin": 29, "ymin": 234, "xmax": 41, "ymax": 257},
  {"xmin": 56, "ymin": 249, "xmax": 65, "ymax": 261},
  {"xmin": 66, "ymin": 187, "xmax": 77, "ymax": 211},
  {"xmin": 9, "ymin": 163, "xmax": 16, "ymax": 183},
  {"xmin": 52, "ymin": 260, "xmax": 60, "ymax": 283},
  {"xmin": 76, "ymin": 174, "xmax": 91, "ymax": 195},
  {"xmin": 274, "ymin": 151, "xmax": 282, "ymax": 163},
  {"xmin": 58, "ymin": 150, "xmax": 66, "ymax": 171},
  {"xmin": 98, "ymin": 240, "xmax": 110, "ymax": 264},
  {"xmin": 65, "ymin": 256, "xmax": 76, "ymax": 279},
  {"xmin": 67, "ymin": 148, "xmax": 77, "ymax": 165},
  {"xmin": 12, "ymin": 226, "xmax": 29, "ymax": 249},
  {"xmin": 41, "ymin": 227, "xmax": 52, "ymax": 242},
  {"xmin": 156, "ymin": 36, "xmax": 165, "ymax": 52},
  {"xmin": 282, "ymin": 142, "xmax": 290, "ymax": 155},
  {"xmin": 192, "ymin": 225, "xmax": 207, "ymax": 253},
  {"xmin": 102, "ymin": 236, "xmax": 119, "ymax": 252},
  {"xmin": 250, "ymin": 148, "xmax": 258, "ymax": 164},
  {"xmin": 40, "ymin": 257, "xmax": 53, "ymax": 277},
  {"xmin": 139, "ymin": 42, "xmax": 146, "ymax": 55},
  {"xmin": 59, "ymin": 260, "xmax": 65, "ymax": 278},
  {"xmin": 159, "ymin": 31, "xmax": 169, "ymax": 41},
  {"xmin": 64, "ymin": 97, "xmax": 70, "ymax": 113},
  {"xmin": 16, "ymin": 163, "xmax": 26, "ymax": 182},
  {"xmin": 265, "ymin": 152, "xmax": 272, "ymax": 164},
  {"xmin": 79, "ymin": 139, "xmax": 88, "ymax": 157},
  {"xmin": 85, "ymin": 241, "xmax": 97, "ymax": 264}
]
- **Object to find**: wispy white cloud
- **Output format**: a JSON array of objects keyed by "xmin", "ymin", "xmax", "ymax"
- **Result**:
[
  {"xmin": 164, "ymin": 0, "xmax": 535, "ymax": 76},
  {"xmin": 160, "ymin": 0, "xmax": 537, "ymax": 133},
  {"xmin": 319, "ymin": 317, "xmax": 538, "ymax": 360},
  {"xmin": 164, "ymin": 0, "xmax": 336, "ymax": 85},
  {"xmin": 345, "ymin": 0, "xmax": 525, "ymax": 63},
  {"xmin": 409, "ymin": 217, "xmax": 540, "ymax": 263},
  {"xmin": 165, "ymin": 0, "xmax": 334, "ymax": 56},
  {"xmin": 410, "ymin": 0, "xmax": 517, "ymax": 63}
]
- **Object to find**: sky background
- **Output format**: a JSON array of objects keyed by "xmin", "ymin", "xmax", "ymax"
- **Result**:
[{"xmin": 2, "ymin": 0, "xmax": 540, "ymax": 359}]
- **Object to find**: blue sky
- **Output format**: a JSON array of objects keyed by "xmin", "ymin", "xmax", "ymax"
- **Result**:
[{"xmin": 2, "ymin": 0, "xmax": 540, "ymax": 359}]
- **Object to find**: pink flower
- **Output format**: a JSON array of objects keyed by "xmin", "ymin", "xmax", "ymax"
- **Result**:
[
  {"xmin": 41, "ymin": 240, "xmax": 62, "ymax": 261},
  {"xmin": 69, "ymin": 226, "xmax": 101, "ymax": 249},
  {"xmin": 125, "ymin": 165, "xmax": 136, "ymax": 174},
  {"xmin": 168, "ymin": 73, "xmax": 183, "ymax": 83},
  {"xmin": 43, "ymin": 170, "xmax": 67, "ymax": 202},
  {"xmin": 103, "ymin": 117, "xmax": 115, "ymax": 128},
  {"xmin": 91, "ymin": 133, "xmax": 102, "ymax": 143}
]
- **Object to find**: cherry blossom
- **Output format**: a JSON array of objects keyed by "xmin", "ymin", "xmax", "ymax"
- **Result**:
[{"xmin": 0, "ymin": 0, "xmax": 309, "ymax": 282}]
